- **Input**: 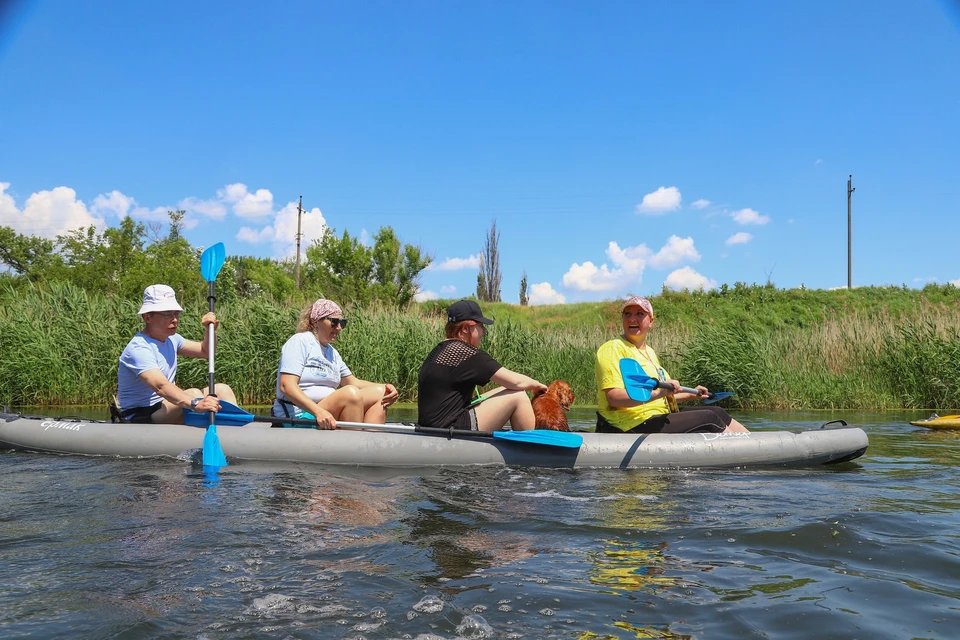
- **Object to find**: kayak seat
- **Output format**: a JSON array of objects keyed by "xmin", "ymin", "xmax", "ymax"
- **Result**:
[{"xmin": 109, "ymin": 395, "xmax": 128, "ymax": 424}]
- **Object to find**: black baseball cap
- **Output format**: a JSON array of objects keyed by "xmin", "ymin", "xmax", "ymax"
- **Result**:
[{"xmin": 447, "ymin": 299, "xmax": 494, "ymax": 325}]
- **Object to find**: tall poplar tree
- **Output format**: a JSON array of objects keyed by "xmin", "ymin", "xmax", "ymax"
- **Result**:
[{"xmin": 477, "ymin": 220, "xmax": 501, "ymax": 302}]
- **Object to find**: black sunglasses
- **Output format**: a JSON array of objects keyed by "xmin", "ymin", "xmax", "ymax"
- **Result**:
[{"xmin": 325, "ymin": 317, "xmax": 348, "ymax": 329}]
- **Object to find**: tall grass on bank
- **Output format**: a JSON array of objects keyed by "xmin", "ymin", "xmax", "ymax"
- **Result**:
[{"xmin": 3, "ymin": 283, "xmax": 960, "ymax": 411}]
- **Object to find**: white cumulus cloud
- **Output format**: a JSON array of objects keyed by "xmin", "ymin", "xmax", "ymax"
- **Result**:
[
  {"xmin": 414, "ymin": 290, "xmax": 439, "ymax": 302},
  {"xmin": 648, "ymin": 235, "xmax": 700, "ymax": 269},
  {"xmin": 731, "ymin": 208, "xmax": 770, "ymax": 225},
  {"xmin": 636, "ymin": 186, "xmax": 682, "ymax": 214},
  {"xmin": 428, "ymin": 255, "xmax": 481, "ymax": 271},
  {"xmin": 562, "ymin": 261, "xmax": 619, "ymax": 291},
  {"xmin": 726, "ymin": 232, "xmax": 753, "ymax": 245},
  {"xmin": 92, "ymin": 190, "xmax": 135, "ymax": 218},
  {"xmin": 562, "ymin": 241, "xmax": 651, "ymax": 292},
  {"xmin": 440, "ymin": 285, "xmax": 457, "ymax": 294},
  {"xmin": 130, "ymin": 204, "xmax": 177, "ymax": 223},
  {"xmin": 236, "ymin": 226, "xmax": 275, "ymax": 243},
  {"xmin": 664, "ymin": 267, "xmax": 717, "ymax": 291},
  {"xmin": 950, "ymin": 279, "xmax": 960, "ymax": 287},
  {"xmin": 218, "ymin": 183, "xmax": 274, "ymax": 218},
  {"xmin": 179, "ymin": 196, "xmax": 227, "ymax": 220},
  {"xmin": 528, "ymin": 282, "xmax": 566, "ymax": 305},
  {"xmin": 691, "ymin": 199, "xmax": 711, "ymax": 209},
  {"xmin": 0, "ymin": 183, "xmax": 106, "ymax": 239},
  {"xmin": 236, "ymin": 200, "xmax": 327, "ymax": 259}
]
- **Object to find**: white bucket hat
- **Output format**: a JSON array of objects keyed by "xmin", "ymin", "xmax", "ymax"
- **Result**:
[{"xmin": 138, "ymin": 284, "xmax": 184, "ymax": 315}]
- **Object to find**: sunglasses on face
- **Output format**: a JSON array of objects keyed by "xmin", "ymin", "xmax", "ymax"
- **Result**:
[
  {"xmin": 325, "ymin": 317, "xmax": 348, "ymax": 329},
  {"xmin": 153, "ymin": 311, "xmax": 181, "ymax": 320}
]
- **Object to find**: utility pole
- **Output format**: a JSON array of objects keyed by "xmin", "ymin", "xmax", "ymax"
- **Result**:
[
  {"xmin": 847, "ymin": 175, "xmax": 855, "ymax": 289},
  {"xmin": 294, "ymin": 195, "xmax": 303, "ymax": 289}
]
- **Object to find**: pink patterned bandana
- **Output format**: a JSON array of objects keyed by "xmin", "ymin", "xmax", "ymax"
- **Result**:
[
  {"xmin": 310, "ymin": 299, "xmax": 343, "ymax": 324},
  {"xmin": 620, "ymin": 296, "xmax": 653, "ymax": 316}
]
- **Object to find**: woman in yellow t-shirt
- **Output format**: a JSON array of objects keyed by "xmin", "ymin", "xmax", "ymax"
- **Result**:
[{"xmin": 594, "ymin": 296, "xmax": 749, "ymax": 434}]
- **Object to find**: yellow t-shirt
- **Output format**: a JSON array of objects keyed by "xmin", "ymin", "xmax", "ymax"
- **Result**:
[{"xmin": 595, "ymin": 336, "xmax": 671, "ymax": 431}]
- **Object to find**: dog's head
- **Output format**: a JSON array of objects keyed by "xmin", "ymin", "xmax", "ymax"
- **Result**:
[{"xmin": 547, "ymin": 380, "xmax": 575, "ymax": 411}]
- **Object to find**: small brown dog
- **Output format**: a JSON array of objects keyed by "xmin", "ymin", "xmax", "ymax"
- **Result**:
[{"xmin": 532, "ymin": 380, "xmax": 575, "ymax": 432}]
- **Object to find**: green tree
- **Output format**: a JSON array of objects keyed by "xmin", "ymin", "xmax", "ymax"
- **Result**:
[
  {"xmin": 303, "ymin": 226, "xmax": 432, "ymax": 308},
  {"xmin": 371, "ymin": 226, "xmax": 431, "ymax": 307},
  {"xmin": 519, "ymin": 271, "xmax": 528, "ymax": 306},
  {"xmin": 50, "ymin": 216, "xmax": 152, "ymax": 298},
  {"xmin": 0, "ymin": 226, "xmax": 60, "ymax": 280},
  {"xmin": 231, "ymin": 255, "xmax": 297, "ymax": 301},
  {"xmin": 141, "ymin": 210, "xmax": 206, "ymax": 303},
  {"xmin": 303, "ymin": 228, "xmax": 374, "ymax": 305},
  {"xmin": 477, "ymin": 219, "xmax": 501, "ymax": 302}
]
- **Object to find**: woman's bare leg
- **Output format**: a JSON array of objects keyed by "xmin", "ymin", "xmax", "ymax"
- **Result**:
[
  {"xmin": 724, "ymin": 418, "xmax": 750, "ymax": 433},
  {"xmin": 358, "ymin": 385, "xmax": 387, "ymax": 423},
  {"xmin": 317, "ymin": 385, "xmax": 365, "ymax": 422},
  {"xmin": 473, "ymin": 388, "xmax": 536, "ymax": 432},
  {"xmin": 200, "ymin": 383, "xmax": 238, "ymax": 404}
]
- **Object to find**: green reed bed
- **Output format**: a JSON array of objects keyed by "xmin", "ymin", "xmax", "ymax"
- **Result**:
[{"xmin": 3, "ymin": 283, "xmax": 960, "ymax": 411}]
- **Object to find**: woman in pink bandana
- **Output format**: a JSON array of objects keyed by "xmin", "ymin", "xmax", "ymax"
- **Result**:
[{"xmin": 271, "ymin": 298, "xmax": 399, "ymax": 429}]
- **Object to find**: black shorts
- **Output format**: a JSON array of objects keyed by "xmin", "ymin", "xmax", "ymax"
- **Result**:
[
  {"xmin": 122, "ymin": 401, "xmax": 163, "ymax": 424},
  {"xmin": 596, "ymin": 406, "xmax": 731, "ymax": 434}
]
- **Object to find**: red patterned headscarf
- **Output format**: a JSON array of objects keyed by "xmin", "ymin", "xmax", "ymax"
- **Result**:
[{"xmin": 309, "ymin": 299, "xmax": 343, "ymax": 324}]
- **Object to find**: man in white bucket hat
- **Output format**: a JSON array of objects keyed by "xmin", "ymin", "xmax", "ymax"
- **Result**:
[{"xmin": 116, "ymin": 284, "xmax": 237, "ymax": 424}]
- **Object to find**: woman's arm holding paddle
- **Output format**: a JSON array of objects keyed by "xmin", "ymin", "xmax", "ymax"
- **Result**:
[
  {"xmin": 278, "ymin": 373, "xmax": 337, "ymax": 429},
  {"xmin": 603, "ymin": 381, "xmax": 682, "ymax": 408}
]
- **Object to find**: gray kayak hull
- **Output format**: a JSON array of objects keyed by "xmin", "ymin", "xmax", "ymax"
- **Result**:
[{"xmin": 0, "ymin": 413, "xmax": 868, "ymax": 469}]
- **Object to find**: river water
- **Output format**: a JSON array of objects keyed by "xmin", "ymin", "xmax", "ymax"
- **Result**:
[{"xmin": 1, "ymin": 407, "xmax": 958, "ymax": 639}]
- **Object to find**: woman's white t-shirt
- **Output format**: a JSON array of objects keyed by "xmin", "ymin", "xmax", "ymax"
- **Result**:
[{"xmin": 272, "ymin": 331, "xmax": 352, "ymax": 417}]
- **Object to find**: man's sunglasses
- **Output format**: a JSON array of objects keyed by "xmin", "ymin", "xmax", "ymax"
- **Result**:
[{"xmin": 325, "ymin": 317, "xmax": 348, "ymax": 329}]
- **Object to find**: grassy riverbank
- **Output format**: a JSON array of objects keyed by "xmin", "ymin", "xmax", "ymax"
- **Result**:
[{"xmin": 2, "ymin": 282, "xmax": 959, "ymax": 410}]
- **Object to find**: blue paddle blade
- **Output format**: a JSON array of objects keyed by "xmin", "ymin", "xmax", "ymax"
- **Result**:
[
  {"xmin": 202, "ymin": 424, "xmax": 228, "ymax": 467},
  {"xmin": 200, "ymin": 242, "xmax": 226, "ymax": 283},
  {"xmin": 619, "ymin": 358, "xmax": 655, "ymax": 402},
  {"xmin": 184, "ymin": 400, "xmax": 256, "ymax": 427},
  {"xmin": 493, "ymin": 429, "xmax": 583, "ymax": 449},
  {"xmin": 704, "ymin": 391, "xmax": 736, "ymax": 405}
]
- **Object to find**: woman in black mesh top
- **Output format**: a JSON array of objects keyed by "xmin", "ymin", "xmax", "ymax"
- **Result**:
[{"xmin": 418, "ymin": 300, "xmax": 548, "ymax": 431}]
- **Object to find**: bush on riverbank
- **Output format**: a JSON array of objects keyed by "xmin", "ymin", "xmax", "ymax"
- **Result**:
[{"xmin": 2, "ymin": 282, "xmax": 959, "ymax": 410}]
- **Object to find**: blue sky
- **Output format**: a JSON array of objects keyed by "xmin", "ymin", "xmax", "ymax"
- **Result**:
[{"xmin": 2, "ymin": 1, "xmax": 959, "ymax": 304}]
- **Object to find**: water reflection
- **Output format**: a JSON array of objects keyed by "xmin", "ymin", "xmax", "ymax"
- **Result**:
[{"xmin": 403, "ymin": 470, "xmax": 539, "ymax": 587}]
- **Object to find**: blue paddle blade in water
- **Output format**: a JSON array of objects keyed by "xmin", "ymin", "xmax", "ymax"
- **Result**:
[
  {"xmin": 200, "ymin": 242, "xmax": 226, "ymax": 283},
  {"xmin": 493, "ymin": 429, "xmax": 583, "ymax": 449},
  {"xmin": 202, "ymin": 423, "xmax": 228, "ymax": 467}
]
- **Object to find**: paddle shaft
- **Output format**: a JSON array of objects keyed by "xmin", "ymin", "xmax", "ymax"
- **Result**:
[
  {"xmin": 625, "ymin": 372, "xmax": 723, "ymax": 400},
  {"xmin": 206, "ymin": 280, "xmax": 218, "ymax": 424},
  {"xmin": 238, "ymin": 413, "xmax": 528, "ymax": 440},
  {"xmin": 644, "ymin": 379, "xmax": 704, "ymax": 397},
  {"xmin": 239, "ymin": 413, "xmax": 494, "ymax": 438}
]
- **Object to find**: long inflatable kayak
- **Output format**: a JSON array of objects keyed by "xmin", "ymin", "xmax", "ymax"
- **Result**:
[
  {"xmin": 0, "ymin": 411, "xmax": 868, "ymax": 469},
  {"xmin": 909, "ymin": 415, "xmax": 960, "ymax": 430}
]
